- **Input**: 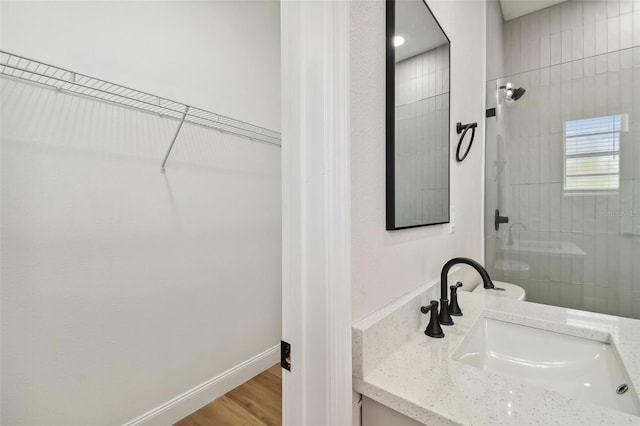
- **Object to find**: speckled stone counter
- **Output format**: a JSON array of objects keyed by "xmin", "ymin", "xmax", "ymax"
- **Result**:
[{"xmin": 352, "ymin": 282, "xmax": 640, "ymax": 425}]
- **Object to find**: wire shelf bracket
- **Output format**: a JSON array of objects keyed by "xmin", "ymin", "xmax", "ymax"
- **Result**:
[
  {"xmin": 0, "ymin": 50, "xmax": 281, "ymax": 172},
  {"xmin": 160, "ymin": 105, "xmax": 190, "ymax": 173}
]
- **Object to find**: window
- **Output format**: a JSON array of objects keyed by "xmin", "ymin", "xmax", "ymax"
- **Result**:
[{"xmin": 564, "ymin": 115, "xmax": 623, "ymax": 194}]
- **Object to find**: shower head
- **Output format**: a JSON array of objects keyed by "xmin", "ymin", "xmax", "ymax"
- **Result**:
[
  {"xmin": 498, "ymin": 83, "xmax": 526, "ymax": 103},
  {"xmin": 510, "ymin": 87, "xmax": 526, "ymax": 101}
]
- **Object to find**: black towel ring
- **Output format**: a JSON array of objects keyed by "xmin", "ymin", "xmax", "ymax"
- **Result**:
[{"xmin": 456, "ymin": 122, "xmax": 477, "ymax": 162}]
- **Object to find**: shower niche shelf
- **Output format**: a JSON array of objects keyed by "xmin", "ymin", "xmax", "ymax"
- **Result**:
[{"xmin": 0, "ymin": 50, "xmax": 281, "ymax": 172}]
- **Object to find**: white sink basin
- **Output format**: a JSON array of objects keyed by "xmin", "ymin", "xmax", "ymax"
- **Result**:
[{"xmin": 455, "ymin": 317, "xmax": 640, "ymax": 416}]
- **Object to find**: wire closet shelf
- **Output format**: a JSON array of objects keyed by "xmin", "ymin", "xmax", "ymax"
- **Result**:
[{"xmin": 0, "ymin": 50, "xmax": 281, "ymax": 171}]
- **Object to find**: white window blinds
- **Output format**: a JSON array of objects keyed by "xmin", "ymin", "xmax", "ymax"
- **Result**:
[{"xmin": 564, "ymin": 115, "xmax": 622, "ymax": 193}]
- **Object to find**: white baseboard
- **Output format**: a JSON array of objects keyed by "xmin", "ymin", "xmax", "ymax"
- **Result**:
[{"xmin": 122, "ymin": 345, "xmax": 280, "ymax": 426}]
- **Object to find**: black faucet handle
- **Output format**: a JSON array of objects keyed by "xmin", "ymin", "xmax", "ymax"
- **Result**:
[
  {"xmin": 449, "ymin": 283, "xmax": 463, "ymax": 317},
  {"xmin": 421, "ymin": 300, "xmax": 444, "ymax": 338},
  {"xmin": 420, "ymin": 300, "xmax": 438, "ymax": 314},
  {"xmin": 495, "ymin": 209, "xmax": 509, "ymax": 230}
]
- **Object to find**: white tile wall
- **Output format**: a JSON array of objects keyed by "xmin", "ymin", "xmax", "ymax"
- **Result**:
[
  {"xmin": 504, "ymin": 0, "xmax": 640, "ymax": 76},
  {"xmin": 486, "ymin": 0, "xmax": 640, "ymax": 319}
]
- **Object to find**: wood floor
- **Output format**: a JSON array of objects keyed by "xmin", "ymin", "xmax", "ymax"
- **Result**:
[{"xmin": 175, "ymin": 364, "xmax": 282, "ymax": 426}]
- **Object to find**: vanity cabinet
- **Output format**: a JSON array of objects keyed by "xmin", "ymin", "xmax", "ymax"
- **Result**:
[{"xmin": 362, "ymin": 397, "xmax": 424, "ymax": 426}]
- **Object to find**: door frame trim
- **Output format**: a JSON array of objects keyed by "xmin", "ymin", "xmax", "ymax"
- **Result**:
[{"xmin": 281, "ymin": 1, "xmax": 352, "ymax": 424}]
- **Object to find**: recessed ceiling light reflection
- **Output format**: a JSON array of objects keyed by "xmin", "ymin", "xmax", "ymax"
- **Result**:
[{"xmin": 393, "ymin": 35, "xmax": 405, "ymax": 47}]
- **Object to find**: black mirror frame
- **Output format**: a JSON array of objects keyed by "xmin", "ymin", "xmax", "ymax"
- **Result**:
[{"xmin": 385, "ymin": 0, "xmax": 452, "ymax": 231}]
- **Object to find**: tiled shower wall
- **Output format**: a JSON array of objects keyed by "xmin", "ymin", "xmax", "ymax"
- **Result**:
[
  {"xmin": 395, "ymin": 44, "xmax": 450, "ymax": 227},
  {"xmin": 486, "ymin": 0, "xmax": 640, "ymax": 319},
  {"xmin": 504, "ymin": 0, "xmax": 640, "ymax": 76}
]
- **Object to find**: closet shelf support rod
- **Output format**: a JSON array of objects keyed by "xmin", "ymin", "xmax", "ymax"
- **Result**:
[{"xmin": 160, "ymin": 105, "xmax": 190, "ymax": 173}]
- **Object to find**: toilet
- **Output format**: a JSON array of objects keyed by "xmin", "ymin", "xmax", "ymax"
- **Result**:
[{"xmin": 472, "ymin": 280, "xmax": 526, "ymax": 301}]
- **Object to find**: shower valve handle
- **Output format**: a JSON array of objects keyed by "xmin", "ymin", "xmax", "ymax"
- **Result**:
[{"xmin": 495, "ymin": 209, "xmax": 509, "ymax": 230}]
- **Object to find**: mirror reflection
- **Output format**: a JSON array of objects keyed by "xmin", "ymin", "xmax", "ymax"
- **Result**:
[{"xmin": 387, "ymin": 0, "xmax": 451, "ymax": 230}]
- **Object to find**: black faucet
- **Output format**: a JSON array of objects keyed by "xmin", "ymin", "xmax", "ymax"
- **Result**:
[{"xmin": 439, "ymin": 257, "xmax": 494, "ymax": 326}]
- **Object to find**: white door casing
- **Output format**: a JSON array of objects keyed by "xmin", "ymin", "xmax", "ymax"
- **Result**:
[{"xmin": 280, "ymin": 0, "xmax": 352, "ymax": 425}]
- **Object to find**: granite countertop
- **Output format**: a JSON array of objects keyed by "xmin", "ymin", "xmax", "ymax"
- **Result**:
[{"xmin": 352, "ymin": 288, "xmax": 640, "ymax": 426}]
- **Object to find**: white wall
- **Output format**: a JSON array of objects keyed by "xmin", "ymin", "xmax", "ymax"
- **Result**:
[
  {"xmin": 0, "ymin": 2, "xmax": 281, "ymax": 425},
  {"xmin": 350, "ymin": 0, "xmax": 487, "ymax": 321},
  {"xmin": 1, "ymin": 0, "xmax": 280, "ymax": 131}
]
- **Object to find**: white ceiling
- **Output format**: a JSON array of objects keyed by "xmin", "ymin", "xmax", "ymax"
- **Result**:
[
  {"xmin": 499, "ymin": 0, "xmax": 567, "ymax": 21},
  {"xmin": 395, "ymin": 0, "xmax": 448, "ymax": 62}
]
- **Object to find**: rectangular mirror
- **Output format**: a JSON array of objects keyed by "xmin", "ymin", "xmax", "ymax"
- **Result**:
[{"xmin": 386, "ymin": 0, "xmax": 450, "ymax": 230}]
